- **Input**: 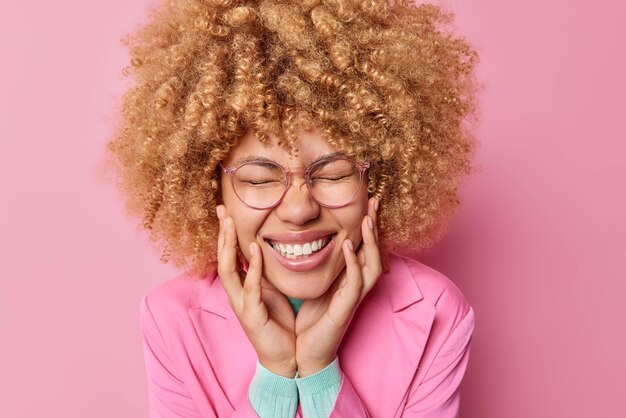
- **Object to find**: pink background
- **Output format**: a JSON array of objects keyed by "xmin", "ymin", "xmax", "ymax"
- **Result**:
[{"xmin": 1, "ymin": 0, "xmax": 624, "ymax": 416}]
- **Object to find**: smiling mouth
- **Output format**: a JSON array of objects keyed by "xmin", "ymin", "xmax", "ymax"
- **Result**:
[{"xmin": 265, "ymin": 235, "xmax": 335, "ymax": 259}]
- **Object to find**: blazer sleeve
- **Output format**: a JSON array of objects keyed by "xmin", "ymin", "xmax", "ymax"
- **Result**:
[
  {"xmin": 140, "ymin": 295, "xmax": 260, "ymax": 418},
  {"xmin": 401, "ymin": 306, "xmax": 475, "ymax": 417},
  {"xmin": 328, "ymin": 372, "xmax": 370, "ymax": 418}
]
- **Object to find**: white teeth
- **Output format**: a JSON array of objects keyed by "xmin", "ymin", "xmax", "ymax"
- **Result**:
[{"xmin": 270, "ymin": 237, "xmax": 331, "ymax": 258}]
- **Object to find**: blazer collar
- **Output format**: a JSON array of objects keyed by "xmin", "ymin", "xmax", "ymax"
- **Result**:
[
  {"xmin": 200, "ymin": 269, "xmax": 237, "ymax": 319},
  {"xmin": 366, "ymin": 253, "xmax": 424, "ymax": 312},
  {"xmin": 200, "ymin": 253, "xmax": 424, "ymax": 319}
]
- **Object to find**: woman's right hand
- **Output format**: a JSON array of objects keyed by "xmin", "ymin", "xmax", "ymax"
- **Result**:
[{"xmin": 216, "ymin": 205, "xmax": 297, "ymax": 378}]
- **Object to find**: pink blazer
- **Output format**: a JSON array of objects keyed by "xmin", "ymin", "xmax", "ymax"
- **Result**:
[{"xmin": 140, "ymin": 253, "xmax": 475, "ymax": 417}]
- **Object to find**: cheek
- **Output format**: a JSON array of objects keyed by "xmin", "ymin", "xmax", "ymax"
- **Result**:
[
  {"xmin": 228, "ymin": 210, "xmax": 263, "ymax": 240},
  {"xmin": 227, "ymin": 213, "xmax": 261, "ymax": 264},
  {"xmin": 338, "ymin": 204, "xmax": 368, "ymax": 241},
  {"xmin": 220, "ymin": 191, "xmax": 259, "ymax": 246}
]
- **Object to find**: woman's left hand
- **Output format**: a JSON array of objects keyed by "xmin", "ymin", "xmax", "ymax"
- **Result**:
[{"xmin": 294, "ymin": 197, "xmax": 382, "ymax": 377}]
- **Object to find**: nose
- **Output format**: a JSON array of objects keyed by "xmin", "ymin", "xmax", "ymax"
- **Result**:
[{"xmin": 274, "ymin": 177, "xmax": 321, "ymax": 225}]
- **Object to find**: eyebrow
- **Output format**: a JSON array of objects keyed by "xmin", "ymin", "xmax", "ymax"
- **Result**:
[{"xmin": 232, "ymin": 152, "xmax": 345, "ymax": 167}]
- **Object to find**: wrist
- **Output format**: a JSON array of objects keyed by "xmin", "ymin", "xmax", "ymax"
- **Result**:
[
  {"xmin": 296, "ymin": 356, "xmax": 336, "ymax": 377},
  {"xmin": 258, "ymin": 358, "xmax": 297, "ymax": 378}
]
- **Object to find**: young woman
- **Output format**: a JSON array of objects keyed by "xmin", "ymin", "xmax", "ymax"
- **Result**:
[{"xmin": 108, "ymin": 1, "xmax": 479, "ymax": 416}]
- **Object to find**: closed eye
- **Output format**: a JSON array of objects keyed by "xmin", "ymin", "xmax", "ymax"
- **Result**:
[
  {"xmin": 243, "ymin": 180, "xmax": 283, "ymax": 185},
  {"xmin": 312, "ymin": 174, "xmax": 352, "ymax": 181}
]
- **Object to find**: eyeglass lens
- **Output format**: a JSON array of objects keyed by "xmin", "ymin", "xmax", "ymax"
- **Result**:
[{"xmin": 232, "ymin": 159, "xmax": 362, "ymax": 209}]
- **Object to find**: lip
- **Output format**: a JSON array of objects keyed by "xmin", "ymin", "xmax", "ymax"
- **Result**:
[{"xmin": 265, "ymin": 234, "xmax": 337, "ymax": 272}]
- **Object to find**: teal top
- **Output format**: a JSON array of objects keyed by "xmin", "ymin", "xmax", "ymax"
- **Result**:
[
  {"xmin": 248, "ymin": 297, "xmax": 342, "ymax": 418},
  {"xmin": 287, "ymin": 297, "xmax": 304, "ymax": 316}
]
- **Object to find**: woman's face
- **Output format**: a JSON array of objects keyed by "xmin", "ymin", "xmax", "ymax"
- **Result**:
[{"xmin": 220, "ymin": 127, "xmax": 369, "ymax": 299}]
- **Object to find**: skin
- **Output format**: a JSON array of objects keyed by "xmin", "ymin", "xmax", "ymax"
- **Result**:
[{"xmin": 216, "ymin": 127, "xmax": 382, "ymax": 377}]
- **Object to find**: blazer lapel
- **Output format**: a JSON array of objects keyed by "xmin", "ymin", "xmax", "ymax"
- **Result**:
[
  {"xmin": 188, "ymin": 271, "xmax": 257, "ymax": 411},
  {"xmin": 338, "ymin": 254, "xmax": 436, "ymax": 418}
]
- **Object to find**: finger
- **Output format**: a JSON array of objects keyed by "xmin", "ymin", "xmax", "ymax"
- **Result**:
[
  {"xmin": 323, "ymin": 239, "xmax": 363, "ymax": 327},
  {"xmin": 360, "ymin": 213, "xmax": 382, "ymax": 294},
  {"xmin": 216, "ymin": 215, "xmax": 243, "ymax": 298},
  {"xmin": 358, "ymin": 197, "xmax": 379, "ymax": 262},
  {"xmin": 358, "ymin": 215, "xmax": 374, "ymax": 262},
  {"xmin": 216, "ymin": 205, "xmax": 226, "ymax": 257},
  {"xmin": 356, "ymin": 223, "xmax": 366, "ymax": 266},
  {"xmin": 339, "ymin": 239, "xmax": 363, "ymax": 309},
  {"xmin": 242, "ymin": 242, "xmax": 264, "ymax": 316},
  {"xmin": 369, "ymin": 197, "xmax": 380, "ymax": 242}
]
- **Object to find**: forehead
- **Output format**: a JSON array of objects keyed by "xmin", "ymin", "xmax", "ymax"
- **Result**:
[{"xmin": 224, "ymin": 127, "xmax": 339, "ymax": 166}]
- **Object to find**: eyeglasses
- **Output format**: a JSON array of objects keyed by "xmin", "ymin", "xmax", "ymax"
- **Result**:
[{"xmin": 220, "ymin": 156, "xmax": 370, "ymax": 210}]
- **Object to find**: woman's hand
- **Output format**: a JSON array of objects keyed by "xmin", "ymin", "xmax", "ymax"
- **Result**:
[
  {"xmin": 294, "ymin": 197, "xmax": 382, "ymax": 377},
  {"xmin": 216, "ymin": 205, "xmax": 297, "ymax": 378}
]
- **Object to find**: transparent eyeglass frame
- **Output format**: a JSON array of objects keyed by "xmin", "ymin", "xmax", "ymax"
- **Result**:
[{"xmin": 220, "ymin": 156, "xmax": 370, "ymax": 210}]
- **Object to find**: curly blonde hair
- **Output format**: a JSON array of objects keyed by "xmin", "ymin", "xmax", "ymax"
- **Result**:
[{"xmin": 107, "ymin": 0, "xmax": 479, "ymax": 277}]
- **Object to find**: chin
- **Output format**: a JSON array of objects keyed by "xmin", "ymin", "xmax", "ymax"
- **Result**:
[
  {"xmin": 267, "ymin": 270, "xmax": 337, "ymax": 301},
  {"xmin": 283, "ymin": 285, "xmax": 327, "ymax": 300}
]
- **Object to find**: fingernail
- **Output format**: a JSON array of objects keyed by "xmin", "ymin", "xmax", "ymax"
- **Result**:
[
  {"xmin": 249, "ymin": 242, "xmax": 255, "ymax": 255},
  {"xmin": 367, "ymin": 216, "xmax": 374, "ymax": 230},
  {"xmin": 374, "ymin": 199, "xmax": 379, "ymax": 211},
  {"xmin": 345, "ymin": 239, "xmax": 353, "ymax": 251},
  {"xmin": 216, "ymin": 206, "xmax": 224, "ymax": 220}
]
